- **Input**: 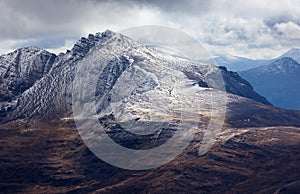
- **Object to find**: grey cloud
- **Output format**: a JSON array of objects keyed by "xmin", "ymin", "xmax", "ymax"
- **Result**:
[
  {"xmin": 0, "ymin": 0, "xmax": 149, "ymax": 40},
  {"xmin": 0, "ymin": 0, "xmax": 85, "ymax": 39},
  {"xmin": 0, "ymin": 0, "xmax": 300, "ymax": 58},
  {"xmin": 134, "ymin": 0, "xmax": 213, "ymax": 16}
]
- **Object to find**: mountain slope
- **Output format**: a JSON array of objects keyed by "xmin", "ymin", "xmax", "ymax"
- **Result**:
[
  {"xmin": 240, "ymin": 57, "xmax": 300, "ymax": 110},
  {"xmin": 0, "ymin": 110, "xmax": 300, "ymax": 193},
  {"xmin": 219, "ymin": 66, "xmax": 271, "ymax": 105},
  {"xmin": 0, "ymin": 47, "xmax": 56, "ymax": 103}
]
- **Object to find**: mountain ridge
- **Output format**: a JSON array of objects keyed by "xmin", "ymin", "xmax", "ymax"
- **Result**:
[
  {"xmin": 209, "ymin": 47, "xmax": 300, "ymax": 71},
  {"xmin": 0, "ymin": 30, "xmax": 271, "ymax": 122},
  {"xmin": 243, "ymin": 57, "xmax": 300, "ymax": 74}
]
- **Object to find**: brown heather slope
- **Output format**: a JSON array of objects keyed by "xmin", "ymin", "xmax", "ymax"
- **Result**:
[{"xmin": 1, "ymin": 100, "xmax": 300, "ymax": 193}]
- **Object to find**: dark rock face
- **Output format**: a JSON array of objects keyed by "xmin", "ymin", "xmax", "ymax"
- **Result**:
[{"xmin": 219, "ymin": 66, "xmax": 272, "ymax": 105}]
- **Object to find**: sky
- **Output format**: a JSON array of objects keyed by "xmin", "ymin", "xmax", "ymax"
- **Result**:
[{"xmin": 0, "ymin": 0, "xmax": 300, "ymax": 59}]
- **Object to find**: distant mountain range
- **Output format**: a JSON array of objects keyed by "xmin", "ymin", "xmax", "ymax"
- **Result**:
[
  {"xmin": 209, "ymin": 48, "xmax": 300, "ymax": 71},
  {"xmin": 204, "ymin": 55, "xmax": 271, "ymax": 71},
  {"xmin": 207, "ymin": 48, "xmax": 300, "ymax": 110},
  {"xmin": 240, "ymin": 57, "xmax": 300, "ymax": 110}
]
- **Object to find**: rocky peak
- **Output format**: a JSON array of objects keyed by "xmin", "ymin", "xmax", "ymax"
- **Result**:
[
  {"xmin": 61, "ymin": 30, "xmax": 119, "ymax": 63},
  {"xmin": 0, "ymin": 47, "xmax": 57, "ymax": 103}
]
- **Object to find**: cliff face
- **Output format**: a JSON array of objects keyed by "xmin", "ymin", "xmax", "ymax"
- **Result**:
[{"xmin": 219, "ymin": 66, "xmax": 271, "ymax": 105}]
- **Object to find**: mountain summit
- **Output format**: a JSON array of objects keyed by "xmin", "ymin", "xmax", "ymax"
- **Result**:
[{"xmin": 280, "ymin": 48, "xmax": 300, "ymax": 63}]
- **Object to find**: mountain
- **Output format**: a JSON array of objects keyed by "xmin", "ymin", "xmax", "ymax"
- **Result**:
[
  {"xmin": 0, "ymin": 30, "xmax": 300, "ymax": 193},
  {"xmin": 204, "ymin": 54, "xmax": 272, "ymax": 71},
  {"xmin": 280, "ymin": 48, "xmax": 300, "ymax": 63},
  {"xmin": 0, "ymin": 30, "xmax": 270, "ymax": 122},
  {"xmin": 208, "ymin": 47, "xmax": 300, "ymax": 72},
  {"xmin": 240, "ymin": 57, "xmax": 300, "ymax": 110}
]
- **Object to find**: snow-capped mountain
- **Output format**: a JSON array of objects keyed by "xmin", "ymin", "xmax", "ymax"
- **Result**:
[
  {"xmin": 0, "ymin": 30, "xmax": 270, "ymax": 122},
  {"xmin": 240, "ymin": 57, "xmax": 300, "ymax": 110},
  {"xmin": 279, "ymin": 48, "xmax": 300, "ymax": 63},
  {"xmin": 246, "ymin": 57, "xmax": 300, "ymax": 74}
]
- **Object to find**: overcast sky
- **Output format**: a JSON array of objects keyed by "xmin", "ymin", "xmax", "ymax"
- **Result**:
[{"xmin": 0, "ymin": 0, "xmax": 299, "ymax": 59}]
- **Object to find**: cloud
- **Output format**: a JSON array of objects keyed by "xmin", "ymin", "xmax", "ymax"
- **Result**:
[
  {"xmin": 134, "ymin": 0, "xmax": 213, "ymax": 16},
  {"xmin": 0, "ymin": 38, "xmax": 33, "ymax": 54},
  {"xmin": 0, "ymin": 0, "xmax": 167, "ymax": 54},
  {"xmin": 169, "ymin": 0, "xmax": 300, "ymax": 58},
  {"xmin": 0, "ymin": 0, "xmax": 299, "ymax": 59},
  {"xmin": 0, "ymin": 0, "xmax": 165, "ymax": 39},
  {"xmin": 46, "ymin": 39, "xmax": 76, "ymax": 54},
  {"xmin": 274, "ymin": 21, "xmax": 300, "ymax": 39}
]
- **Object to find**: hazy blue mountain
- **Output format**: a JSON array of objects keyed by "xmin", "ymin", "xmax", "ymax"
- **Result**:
[
  {"xmin": 204, "ymin": 54, "xmax": 273, "ymax": 71},
  {"xmin": 280, "ymin": 48, "xmax": 300, "ymax": 63},
  {"xmin": 208, "ymin": 48, "xmax": 300, "ymax": 72},
  {"xmin": 240, "ymin": 57, "xmax": 300, "ymax": 110}
]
